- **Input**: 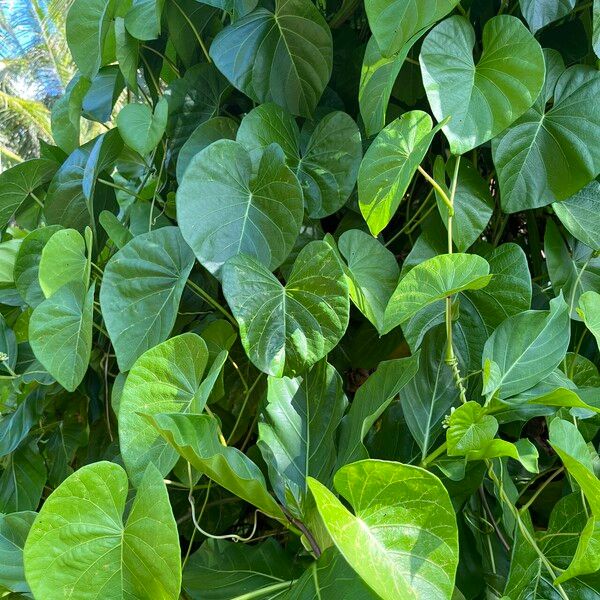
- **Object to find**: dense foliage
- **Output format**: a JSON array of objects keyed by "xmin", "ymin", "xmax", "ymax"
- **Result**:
[{"xmin": 0, "ymin": 0, "xmax": 600, "ymax": 598}]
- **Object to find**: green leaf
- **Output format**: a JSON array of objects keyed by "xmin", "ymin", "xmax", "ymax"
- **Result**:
[
  {"xmin": 100, "ymin": 226, "xmax": 195, "ymax": 371},
  {"xmin": 383, "ymin": 253, "xmax": 491, "ymax": 333},
  {"xmin": 527, "ymin": 387, "xmax": 600, "ymax": 416},
  {"xmin": 595, "ymin": 0, "xmax": 600, "ymax": 58},
  {"xmin": 493, "ymin": 50, "xmax": 600, "ymax": 212},
  {"xmin": 99, "ymin": 211, "xmax": 133, "ymax": 249},
  {"xmin": 177, "ymin": 141, "xmax": 304, "ymax": 275},
  {"xmin": 13, "ymin": 226, "xmax": 61, "ymax": 308},
  {"xmin": 285, "ymin": 548, "xmax": 380, "ymax": 599},
  {"xmin": 359, "ymin": 35, "xmax": 417, "ymax": 137},
  {"xmin": 433, "ymin": 157, "xmax": 493, "ymax": 252},
  {"xmin": 553, "ymin": 181, "xmax": 600, "ymax": 250},
  {"xmin": 176, "ymin": 117, "xmax": 238, "ymax": 183},
  {"xmin": 358, "ymin": 110, "xmax": 444, "ymax": 236},
  {"xmin": 51, "ymin": 75, "xmax": 91, "ymax": 153},
  {"xmin": 420, "ymin": 15, "xmax": 545, "ymax": 155},
  {"xmin": 65, "ymin": 0, "xmax": 119, "ymax": 79},
  {"xmin": 209, "ymin": 0, "xmax": 333, "ymax": 118},
  {"xmin": 366, "ymin": 0, "xmax": 459, "ymax": 57},
  {"xmin": 578, "ymin": 291, "xmax": 600, "ymax": 349},
  {"xmin": 446, "ymin": 402, "xmax": 497, "ymax": 456},
  {"xmin": 308, "ymin": 459, "xmax": 459, "ymax": 600},
  {"xmin": 115, "ymin": 17, "xmax": 139, "ymax": 91},
  {"xmin": 257, "ymin": 360, "xmax": 347, "ymax": 517},
  {"xmin": 119, "ymin": 333, "xmax": 223, "ymax": 485},
  {"xmin": 237, "ymin": 104, "xmax": 362, "ymax": 218},
  {"xmin": 38, "ymin": 229, "xmax": 88, "ymax": 299},
  {"xmin": 0, "ymin": 239, "xmax": 22, "ymax": 286},
  {"xmin": 338, "ymin": 229, "xmax": 399, "ymax": 333},
  {"xmin": 0, "ymin": 444, "xmax": 46, "ymax": 513},
  {"xmin": 117, "ymin": 98, "xmax": 168, "ymax": 156},
  {"xmin": 482, "ymin": 294, "xmax": 570, "ymax": 400},
  {"xmin": 146, "ymin": 412, "xmax": 286, "ymax": 521},
  {"xmin": 519, "ymin": 0, "xmax": 575, "ymax": 33},
  {"xmin": 81, "ymin": 66, "xmax": 125, "ymax": 123},
  {"xmin": 29, "ymin": 282, "xmax": 94, "ymax": 392},
  {"xmin": 125, "ymin": 0, "xmax": 165, "ymax": 41},
  {"xmin": 336, "ymin": 353, "xmax": 420, "ymax": 468},
  {"xmin": 0, "ymin": 511, "xmax": 35, "ymax": 594},
  {"xmin": 0, "ymin": 390, "xmax": 46, "ymax": 458},
  {"xmin": 183, "ymin": 539, "xmax": 299, "ymax": 600},
  {"xmin": 222, "ymin": 240, "xmax": 349, "ymax": 377},
  {"xmin": 82, "ymin": 129, "xmax": 124, "ymax": 201},
  {"xmin": 23, "ymin": 462, "xmax": 181, "ymax": 599}
]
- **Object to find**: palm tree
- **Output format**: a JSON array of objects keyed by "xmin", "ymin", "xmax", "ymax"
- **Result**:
[{"xmin": 0, "ymin": 0, "xmax": 75, "ymax": 168}]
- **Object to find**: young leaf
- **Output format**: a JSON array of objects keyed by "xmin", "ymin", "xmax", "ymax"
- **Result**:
[
  {"xmin": 237, "ymin": 104, "xmax": 362, "ymax": 218},
  {"xmin": 222, "ymin": 241, "xmax": 349, "ymax": 377},
  {"xmin": 177, "ymin": 140, "xmax": 304, "ymax": 275},
  {"xmin": 338, "ymin": 229, "xmax": 399, "ymax": 334},
  {"xmin": 29, "ymin": 282, "xmax": 94, "ymax": 392},
  {"xmin": 358, "ymin": 110, "xmax": 444, "ymax": 236},
  {"xmin": 23, "ymin": 462, "xmax": 181, "ymax": 599},
  {"xmin": 308, "ymin": 459, "xmax": 459, "ymax": 600},
  {"xmin": 482, "ymin": 294, "xmax": 570, "ymax": 400},
  {"xmin": 258, "ymin": 360, "xmax": 347, "ymax": 517},
  {"xmin": 100, "ymin": 227, "xmax": 195, "ymax": 371},
  {"xmin": 578, "ymin": 291, "xmax": 600, "ymax": 348},
  {"xmin": 420, "ymin": 15, "xmax": 544, "ymax": 154},
  {"xmin": 117, "ymin": 98, "xmax": 168, "ymax": 156},
  {"xmin": 146, "ymin": 412, "xmax": 285, "ymax": 521},
  {"xmin": 209, "ymin": 0, "xmax": 333, "ymax": 118},
  {"xmin": 383, "ymin": 253, "xmax": 491, "ymax": 333}
]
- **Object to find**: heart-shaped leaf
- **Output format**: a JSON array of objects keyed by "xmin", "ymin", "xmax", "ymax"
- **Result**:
[
  {"xmin": 308, "ymin": 459, "xmax": 459, "ymax": 600},
  {"xmin": 100, "ymin": 226, "xmax": 195, "ymax": 371},
  {"xmin": 366, "ymin": 0, "xmax": 460, "ymax": 57},
  {"xmin": 358, "ymin": 110, "xmax": 445, "ymax": 236},
  {"xmin": 519, "ymin": 0, "xmax": 575, "ymax": 33},
  {"xmin": 24, "ymin": 462, "xmax": 181, "ymax": 599},
  {"xmin": 222, "ymin": 240, "xmax": 349, "ymax": 376},
  {"xmin": 125, "ymin": 0, "xmax": 165, "ymax": 41},
  {"xmin": 383, "ymin": 253, "xmax": 491, "ymax": 333},
  {"xmin": 420, "ymin": 15, "xmax": 545, "ymax": 155},
  {"xmin": 209, "ymin": 0, "xmax": 332, "ymax": 118},
  {"xmin": 493, "ymin": 50, "xmax": 600, "ymax": 212},
  {"xmin": 553, "ymin": 181, "xmax": 600, "ymax": 250},
  {"xmin": 237, "ymin": 103, "xmax": 362, "ymax": 218},
  {"xmin": 117, "ymin": 98, "xmax": 168, "ymax": 156},
  {"xmin": 177, "ymin": 140, "xmax": 304, "ymax": 275},
  {"xmin": 446, "ymin": 402, "xmax": 498, "ymax": 456}
]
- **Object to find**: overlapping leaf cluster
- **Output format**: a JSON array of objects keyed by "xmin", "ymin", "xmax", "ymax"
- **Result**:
[{"xmin": 1, "ymin": 0, "xmax": 600, "ymax": 598}]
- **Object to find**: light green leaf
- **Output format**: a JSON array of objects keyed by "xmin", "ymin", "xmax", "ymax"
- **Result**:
[
  {"xmin": 29, "ymin": 282, "xmax": 94, "ymax": 392},
  {"xmin": 578, "ymin": 291, "xmax": 600, "ymax": 349},
  {"xmin": 146, "ymin": 412, "xmax": 285, "ymax": 521},
  {"xmin": 528, "ymin": 387, "xmax": 600, "ymax": 416},
  {"xmin": 0, "ymin": 444, "xmax": 46, "ymax": 513},
  {"xmin": 99, "ymin": 211, "xmax": 133, "ymax": 249},
  {"xmin": 222, "ymin": 241, "xmax": 349, "ymax": 377},
  {"xmin": 553, "ymin": 181, "xmax": 600, "ymax": 250},
  {"xmin": 383, "ymin": 253, "xmax": 491, "ymax": 333},
  {"xmin": 237, "ymin": 104, "xmax": 362, "ymax": 218},
  {"xmin": 177, "ymin": 140, "xmax": 303, "ymax": 275},
  {"xmin": 338, "ymin": 229, "xmax": 399, "ymax": 333},
  {"xmin": 183, "ymin": 539, "xmax": 299, "ymax": 600},
  {"xmin": 0, "ymin": 159, "xmax": 57, "ymax": 229},
  {"xmin": 119, "ymin": 333, "xmax": 225, "ymax": 484},
  {"xmin": 366, "ymin": 0, "xmax": 459, "ymax": 57},
  {"xmin": 38, "ymin": 229, "xmax": 88, "ymax": 299},
  {"xmin": 0, "ymin": 239, "xmax": 22, "ymax": 285},
  {"xmin": 117, "ymin": 98, "xmax": 168, "ymax": 156},
  {"xmin": 493, "ymin": 51, "xmax": 600, "ymax": 212},
  {"xmin": 100, "ymin": 226, "xmax": 195, "ymax": 371},
  {"xmin": 482, "ymin": 294, "xmax": 570, "ymax": 399},
  {"xmin": 125, "ymin": 0, "xmax": 165, "ymax": 40},
  {"xmin": 176, "ymin": 117, "xmax": 238, "ymax": 183},
  {"xmin": 23, "ymin": 462, "xmax": 181, "ymax": 599},
  {"xmin": 65, "ymin": 0, "xmax": 119, "ymax": 79},
  {"xmin": 519, "ymin": 0, "xmax": 575, "ymax": 33},
  {"xmin": 446, "ymin": 402, "xmax": 497, "ymax": 456},
  {"xmin": 420, "ymin": 15, "xmax": 544, "ymax": 155},
  {"xmin": 209, "ymin": 0, "xmax": 333, "ymax": 118},
  {"xmin": 308, "ymin": 460, "xmax": 459, "ymax": 600},
  {"xmin": 257, "ymin": 360, "xmax": 347, "ymax": 517},
  {"xmin": 358, "ymin": 110, "xmax": 444, "ymax": 236},
  {"xmin": 0, "ymin": 389, "xmax": 46, "ymax": 458},
  {"xmin": 0, "ymin": 511, "xmax": 35, "ymax": 594},
  {"xmin": 336, "ymin": 353, "xmax": 420, "ymax": 468},
  {"xmin": 14, "ymin": 225, "xmax": 61, "ymax": 308}
]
